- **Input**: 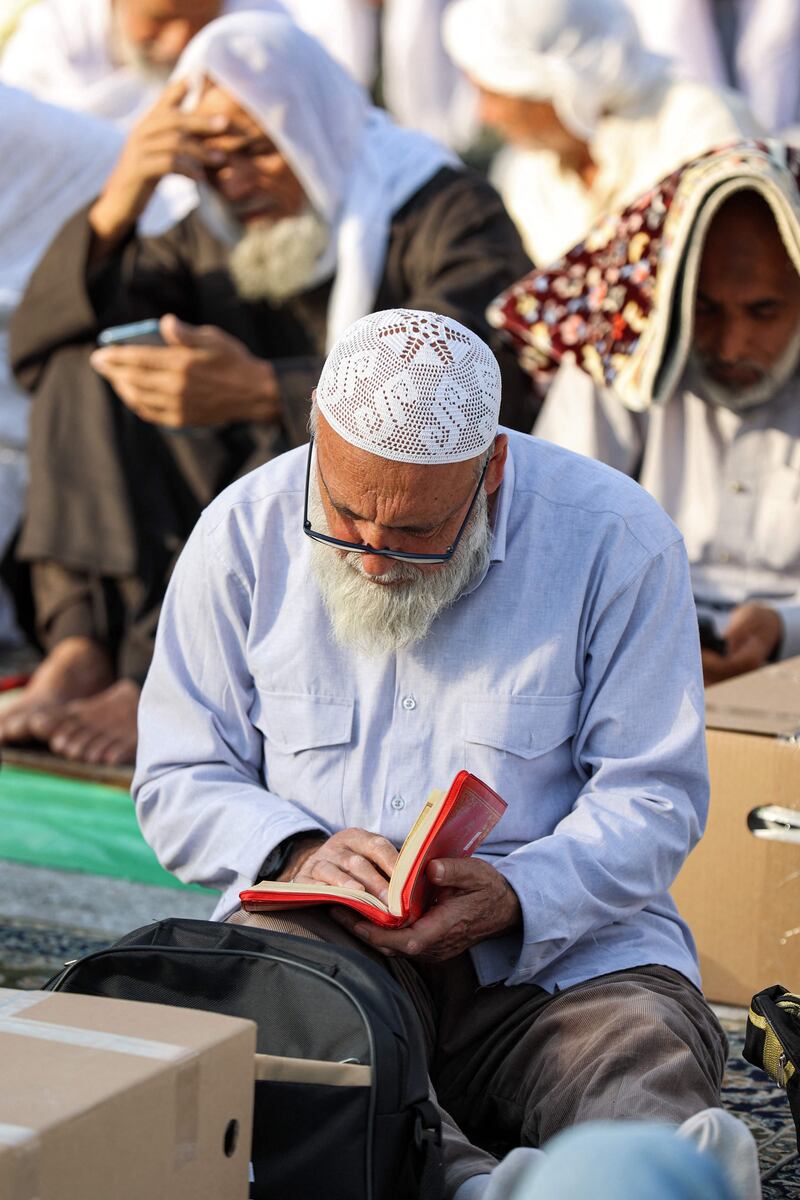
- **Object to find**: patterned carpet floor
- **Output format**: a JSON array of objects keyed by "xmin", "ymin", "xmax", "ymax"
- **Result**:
[{"xmin": 1, "ymin": 914, "xmax": 797, "ymax": 1196}]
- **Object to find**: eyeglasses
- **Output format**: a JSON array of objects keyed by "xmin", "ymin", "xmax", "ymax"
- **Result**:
[{"xmin": 302, "ymin": 435, "xmax": 489, "ymax": 565}]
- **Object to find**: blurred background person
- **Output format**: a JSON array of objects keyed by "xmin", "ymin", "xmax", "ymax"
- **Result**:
[
  {"xmin": 0, "ymin": 85, "xmax": 121, "ymax": 650},
  {"xmin": 0, "ymin": 0, "xmax": 291, "ymax": 233},
  {"xmin": 624, "ymin": 0, "xmax": 800, "ymax": 137},
  {"xmin": 491, "ymin": 143, "xmax": 800, "ymax": 685},
  {"xmin": 0, "ymin": 0, "xmax": 286, "ymax": 125},
  {"xmin": 443, "ymin": 0, "xmax": 762, "ymax": 265}
]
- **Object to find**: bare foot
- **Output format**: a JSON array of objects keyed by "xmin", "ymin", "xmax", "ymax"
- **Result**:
[
  {"xmin": 31, "ymin": 679, "xmax": 141, "ymax": 766},
  {"xmin": 0, "ymin": 637, "xmax": 114, "ymax": 747}
]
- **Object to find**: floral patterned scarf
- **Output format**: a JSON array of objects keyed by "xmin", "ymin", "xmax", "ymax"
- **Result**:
[{"xmin": 488, "ymin": 140, "xmax": 800, "ymax": 410}]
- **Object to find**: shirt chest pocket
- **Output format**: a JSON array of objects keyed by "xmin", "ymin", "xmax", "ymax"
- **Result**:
[
  {"xmin": 463, "ymin": 696, "xmax": 581, "ymax": 839},
  {"xmin": 255, "ymin": 691, "xmax": 354, "ymax": 823}
]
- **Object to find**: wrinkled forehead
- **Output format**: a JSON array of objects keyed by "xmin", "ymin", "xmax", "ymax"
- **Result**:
[
  {"xmin": 699, "ymin": 189, "xmax": 800, "ymax": 290},
  {"xmin": 315, "ymin": 410, "xmax": 481, "ymax": 506},
  {"xmin": 118, "ymin": 0, "xmax": 222, "ymax": 27}
]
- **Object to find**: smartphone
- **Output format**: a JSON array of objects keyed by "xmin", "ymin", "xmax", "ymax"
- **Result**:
[
  {"xmin": 98, "ymin": 318, "xmax": 165, "ymax": 347},
  {"xmin": 698, "ymin": 616, "xmax": 727, "ymax": 657}
]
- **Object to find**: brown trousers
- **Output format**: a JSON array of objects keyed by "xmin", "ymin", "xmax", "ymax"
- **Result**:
[{"xmin": 229, "ymin": 908, "xmax": 727, "ymax": 1198}]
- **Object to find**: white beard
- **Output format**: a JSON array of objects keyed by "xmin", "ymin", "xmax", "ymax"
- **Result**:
[
  {"xmin": 109, "ymin": 11, "xmax": 174, "ymax": 82},
  {"xmin": 228, "ymin": 208, "xmax": 331, "ymax": 306},
  {"xmin": 690, "ymin": 325, "xmax": 800, "ymax": 413},
  {"xmin": 308, "ymin": 480, "xmax": 493, "ymax": 657}
]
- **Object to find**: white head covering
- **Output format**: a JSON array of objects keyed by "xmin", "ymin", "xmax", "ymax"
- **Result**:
[
  {"xmin": 443, "ymin": 0, "xmax": 668, "ymax": 141},
  {"xmin": 173, "ymin": 12, "xmax": 459, "ymax": 350},
  {"xmin": 316, "ymin": 308, "xmax": 501, "ymax": 465}
]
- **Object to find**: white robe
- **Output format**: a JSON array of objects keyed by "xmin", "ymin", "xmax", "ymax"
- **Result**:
[
  {"xmin": 280, "ymin": 0, "xmax": 378, "ymax": 88},
  {"xmin": 491, "ymin": 78, "xmax": 762, "ymax": 265},
  {"xmin": 0, "ymin": 85, "xmax": 122, "ymax": 643},
  {"xmin": 381, "ymin": 0, "xmax": 477, "ymax": 151},
  {"xmin": 535, "ymin": 362, "xmax": 800, "ymax": 657},
  {"xmin": 625, "ymin": 0, "xmax": 800, "ymax": 134}
]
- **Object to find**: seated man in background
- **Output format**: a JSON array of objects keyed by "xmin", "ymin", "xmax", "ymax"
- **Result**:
[
  {"xmin": 0, "ymin": 0, "xmax": 288, "ymax": 236},
  {"xmin": 491, "ymin": 142, "xmax": 800, "ymax": 685},
  {"xmin": 0, "ymin": 12, "xmax": 533, "ymax": 766},
  {"xmin": 133, "ymin": 307, "xmax": 756, "ymax": 1199},
  {"xmin": 0, "ymin": 0, "xmax": 283, "ymax": 124},
  {"xmin": 442, "ymin": 0, "xmax": 761, "ymax": 264}
]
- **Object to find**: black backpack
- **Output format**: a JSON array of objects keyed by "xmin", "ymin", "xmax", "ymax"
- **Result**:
[{"xmin": 46, "ymin": 917, "xmax": 444, "ymax": 1200}]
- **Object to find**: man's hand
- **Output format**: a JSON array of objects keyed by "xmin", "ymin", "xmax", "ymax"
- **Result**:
[
  {"xmin": 90, "ymin": 314, "xmax": 281, "ymax": 428},
  {"xmin": 289, "ymin": 828, "xmax": 399, "ymax": 902},
  {"xmin": 89, "ymin": 81, "xmax": 229, "ymax": 251},
  {"xmin": 702, "ymin": 602, "xmax": 783, "ymax": 685},
  {"xmin": 334, "ymin": 857, "xmax": 522, "ymax": 963}
]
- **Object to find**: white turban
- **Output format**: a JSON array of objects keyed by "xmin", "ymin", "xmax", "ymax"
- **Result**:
[
  {"xmin": 316, "ymin": 308, "xmax": 501, "ymax": 465},
  {"xmin": 443, "ymin": 0, "xmax": 668, "ymax": 141},
  {"xmin": 173, "ymin": 12, "xmax": 458, "ymax": 350}
]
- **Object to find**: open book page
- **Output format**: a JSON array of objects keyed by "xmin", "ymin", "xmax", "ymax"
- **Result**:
[
  {"xmin": 239, "ymin": 882, "xmax": 393, "ymax": 916},
  {"xmin": 238, "ymin": 788, "xmax": 446, "ymax": 924}
]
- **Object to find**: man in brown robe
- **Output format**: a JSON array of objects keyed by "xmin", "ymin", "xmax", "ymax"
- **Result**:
[{"xmin": 1, "ymin": 12, "xmax": 533, "ymax": 766}]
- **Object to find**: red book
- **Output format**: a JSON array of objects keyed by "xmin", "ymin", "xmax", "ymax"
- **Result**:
[{"xmin": 239, "ymin": 770, "xmax": 507, "ymax": 928}]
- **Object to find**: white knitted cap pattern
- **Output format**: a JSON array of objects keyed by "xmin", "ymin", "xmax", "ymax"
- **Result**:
[{"xmin": 316, "ymin": 308, "xmax": 502, "ymax": 464}]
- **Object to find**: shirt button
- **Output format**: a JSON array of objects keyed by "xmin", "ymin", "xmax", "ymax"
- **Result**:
[
  {"xmin": 729, "ymin": 481, "xmax": 748, "ymax": 494},
  {"xmin": 401, "ymin": 696, "xmax": 417, "ymax": 711},
  {"xmin": 718, "ymin": 550, "xmax": 731, "ymax": 564},
  {"xmin": 390, "ymin": 795, "xmax": 406, "ymax": 810}
]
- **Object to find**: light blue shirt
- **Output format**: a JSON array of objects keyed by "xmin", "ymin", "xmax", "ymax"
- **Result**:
[{"xmin": 133, "ymin": 430, "xmax": 707, "ymax": 992}]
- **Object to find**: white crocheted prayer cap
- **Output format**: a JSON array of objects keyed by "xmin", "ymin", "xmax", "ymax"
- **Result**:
[{"xmin": 316, "ymin": 308, "xmax": 501, "ymax": 464}]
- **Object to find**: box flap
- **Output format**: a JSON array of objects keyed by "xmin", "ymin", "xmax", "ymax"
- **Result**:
[{"xmin": 705, "ymin": 656, "xmax": 800, "ymax": 736}]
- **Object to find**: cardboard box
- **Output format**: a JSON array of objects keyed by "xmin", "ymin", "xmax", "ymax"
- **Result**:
[
  {"xmin": 671, "ymin": 657, "xmax": 800, "ymax": 1006},
  {"xmin": 0, "ymin": 988, "xmax": 255, "ymax": 1200}
]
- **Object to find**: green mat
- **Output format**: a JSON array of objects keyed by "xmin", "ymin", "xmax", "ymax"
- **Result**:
[{"xmin": 0, "ymin": 765, "xmax": 214, "ymax": 893}]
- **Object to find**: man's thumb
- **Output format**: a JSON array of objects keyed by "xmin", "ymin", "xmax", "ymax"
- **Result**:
[
  {"xmin": 160, "ymin": 313, "xmax": 218, "ymax": 347},
  {"xmin": 427, "ymin": 858, "xmax": 472, "ymax": 887}
]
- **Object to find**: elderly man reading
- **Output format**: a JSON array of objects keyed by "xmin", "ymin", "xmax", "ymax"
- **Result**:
[
  {"xmin": 493, "ymin": 142, "xmax": 800, "ymax": 685},
  {"xmin": 132, "ymin": 308, "xmax": 756, "ymax": 1197},
  {"xmin": 1, "ymin": 13, "xmax": 531, "ymax": 766}
]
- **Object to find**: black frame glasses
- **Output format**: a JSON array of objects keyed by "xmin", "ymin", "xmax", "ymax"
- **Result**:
[{"xmin": 302, "ymin": 435, "xmax": 489, "ymax": 565}]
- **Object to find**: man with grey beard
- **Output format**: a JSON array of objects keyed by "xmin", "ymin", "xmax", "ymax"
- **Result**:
[
  {"xmin": 133, "ymin": 306, "xmax": 753, "ymax": 1199},
  {"xmin": 532, "ymin": 182, "xmax": 800, "ymax": 685},
  {"xmin": 3, "ymin": 12, "xmax": 532, "ymax": 766},
  {"xmin": 0, "ymin": 0, "xmax": 282, "ymax": 124}
]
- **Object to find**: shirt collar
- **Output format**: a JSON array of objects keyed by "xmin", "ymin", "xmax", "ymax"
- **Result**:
[
  {"xmin": 458, "ymin": 429, "xmax": 515, "ymax": 599},
  {"xmin": 488, "ymin": 427, "xmax": 515, "ymax": 565}
]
